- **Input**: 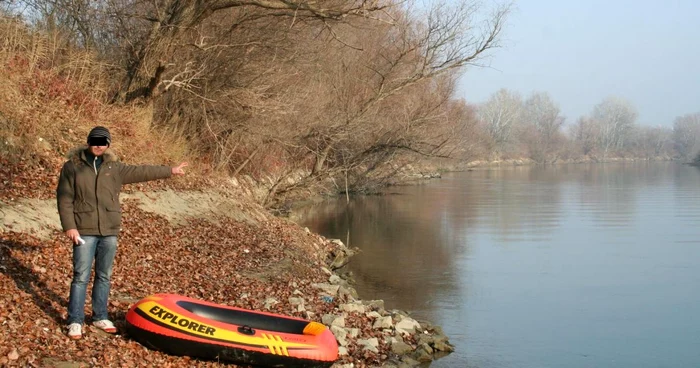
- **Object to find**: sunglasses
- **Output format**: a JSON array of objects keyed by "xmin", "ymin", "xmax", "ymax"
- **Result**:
[{"xmin": 88, "ymin": 137, "xmax": 110, "ymax": 146}]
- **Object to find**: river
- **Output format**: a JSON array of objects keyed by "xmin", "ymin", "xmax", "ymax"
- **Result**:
[{"xmin": 293, "ymin": 162, "xmax": 700, "ymax": 368}]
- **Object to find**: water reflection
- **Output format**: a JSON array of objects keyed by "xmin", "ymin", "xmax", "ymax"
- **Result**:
[
  {"xmin": 460, "ymin": 167, "xmax": 562, "ymax": 242},
  {"xmin": 674, "ymin": 165, "xmax": 700, "ymax": 229},
  {"xmin": 293, "ymin": 163, "xmax": 681, "ymax": 314},
  {"xmin": 294, "ymin": 162, "xmax": 700, "ymax": 368},
  {"xmin": 296, "ymin": 194, "xmax": 465, "ymax": 314}
]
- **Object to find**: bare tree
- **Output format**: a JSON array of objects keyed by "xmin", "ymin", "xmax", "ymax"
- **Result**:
[
  {"xmin": 9, "ymin": 0, "xmax": 123, "ymax": 52},
  {"xmin": 628, "ymin": 125, "xmax": 672, "ymax": 159},
  {"xmin": 520, "ymin": 91, "xmax": 564, "ymax": 163},
  {"xmin": 477, "ymin": 88, "xmax": 522, "ymax": 157},
  {"xmin": 672, "ymin": 112, "xmax": 700, "ymax": 160},
  {"xmin": 13, "ymin": 0, "xmax": 393, "ymax": 103},
  {"xmin": 569, "ymin": 116, "xmax": 599, "ymax": 156},
  {"xmin": 286, "ymin": 1, "xmax": 510, "ymax": 187},
  {"xmin": 5, "ymin": 0, "xmax": 511, "ymax": 205},
  {"xmin": 591, "ymin": 97, "xmax": 637, "ymax": 159}
]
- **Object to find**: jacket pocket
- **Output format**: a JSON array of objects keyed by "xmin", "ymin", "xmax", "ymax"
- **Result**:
[
  {"xmin": 105, "ymin": 205, "xmax": 122, "ymax": 231},
  {"xmin": 73, "ymin": 202, "xmax": 97, "ymax": 230}
]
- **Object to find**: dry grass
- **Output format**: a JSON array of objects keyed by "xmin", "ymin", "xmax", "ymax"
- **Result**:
[{"xmin": 0, "ymin": 16, "xmax": 193, "ymax": 171}]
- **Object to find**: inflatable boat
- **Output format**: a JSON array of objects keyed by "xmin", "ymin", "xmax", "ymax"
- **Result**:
[{"xmin": 125, "ymin": 294, "xmax": 338, "ymax": 367}]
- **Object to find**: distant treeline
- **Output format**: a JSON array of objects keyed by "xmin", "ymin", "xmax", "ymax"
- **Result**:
[
  {"xmin": 1, "ymin": 1, "xmax": 698, "ymax": 204},
  {"xmin": 477, "ymin": 89, "xmax": 700, "ymax": 164}
]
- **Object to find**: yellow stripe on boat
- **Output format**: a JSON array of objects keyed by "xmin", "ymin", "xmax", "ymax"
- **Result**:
[{"xmin": 138, "ymin": 301, "xmax": 314, "ymax": 351}]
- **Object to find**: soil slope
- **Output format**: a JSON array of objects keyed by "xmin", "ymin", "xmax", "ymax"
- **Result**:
[{"xmin": 0, "ymin": 185, "xmax": 366, "ymax": 367}]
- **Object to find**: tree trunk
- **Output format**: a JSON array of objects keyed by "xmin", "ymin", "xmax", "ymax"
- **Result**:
[{"xmin": 312, "ymin": 144, "xmax": 333, "ymax": 176}]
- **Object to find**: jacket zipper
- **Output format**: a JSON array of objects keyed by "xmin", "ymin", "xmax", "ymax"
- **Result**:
[{"xmin": 93, "ymin": 156, "xmax": 100, "ymax": 234}]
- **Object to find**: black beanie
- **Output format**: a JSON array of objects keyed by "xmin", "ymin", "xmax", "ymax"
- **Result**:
[{"xmin": 87, "ymin": 126, "xmax": 111, "ymax": 146}]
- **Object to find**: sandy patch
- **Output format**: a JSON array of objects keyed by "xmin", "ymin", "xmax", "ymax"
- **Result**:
[
  {"xmin": 0, "ymin": 189, "xmax": 269, "ymax": 240},
  {"xmin": 122, "ymin": 189, "xmax": 267, "ymax": 225},
  {"xmin": 0, "ymin": 198, "xmax": 59, "ymax": 239}
]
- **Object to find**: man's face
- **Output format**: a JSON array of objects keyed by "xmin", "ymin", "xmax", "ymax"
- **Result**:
[
  {"xmin": 87, "ymin": 136, "xmax": 109, "ymax": 156},
  {"xmin": 88, "ymin": 144, "xmax": 108, "ymax": 156}
]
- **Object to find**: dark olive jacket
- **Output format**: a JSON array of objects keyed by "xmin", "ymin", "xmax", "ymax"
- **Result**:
[{"xmin": 56, "ymin": 147, "xmax": 172, "ymax": 236}]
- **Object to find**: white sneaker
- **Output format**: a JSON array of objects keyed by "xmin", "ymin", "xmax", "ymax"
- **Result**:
[
  {"xmin": 67, "ymin": 323, "xmax": 82, "ymax": 339},
  {"xmin": 93, "ymin": 319, "xmax": 117, "ymax": 333}
]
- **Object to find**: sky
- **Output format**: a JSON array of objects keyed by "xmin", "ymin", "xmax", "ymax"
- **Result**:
[{"xmin": 457, "ymin": 0, "xmax": 700, "ymax": 127}]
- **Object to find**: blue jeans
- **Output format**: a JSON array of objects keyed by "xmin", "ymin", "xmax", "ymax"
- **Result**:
[{"xmin": 67, "ymin": 235, "xmax": 118, "ymax": 324}]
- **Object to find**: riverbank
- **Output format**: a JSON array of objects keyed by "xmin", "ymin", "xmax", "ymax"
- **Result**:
[
  {"xmin": 1, "ymin": 152, "xmax": 677, "ymax": 367},
  {"xmin": 279, "ymin": 155, "xmax": 679, "ymax": 212},
  {"xmin": 0, "ymin": 183, "xmax": 453, "ymax": 367}
]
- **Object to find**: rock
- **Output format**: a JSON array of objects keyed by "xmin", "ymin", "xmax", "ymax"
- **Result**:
[
  {"xmin": 322, "ymin": 314, "xmax": 346, "ymax": 328},
  {"xmin": 312, "ymin": 283, "xmax": 340, "ymax": 296},
  {"xmin": 330, "ymin": 326, "xmax": 349, "ymax": 346},
  {"xmin": 339, "ymin": 285, "xmax": 359, "ymax": 300},
  {"xmin": 362, "ymin": 299, "xmax": 385, "ymax": 311},
  {"xmin": 390, "ymin": 341, "xmax": 413, "ymax": 355},
  {"xmin": 372, "ymin": 316, "xmax": 393, "ymax": 329},
  {"xmin": 416, "ymin": 332, "xmax": 446, "ymax": 347},
  {"xmin": 330, "ymin": 254, "xmax": 350, "ymax": 269},
  {"xmin": 433, "ymin": 340, "xmax": 455, "ymax": 353},
  {"xmin": 430, "ymin": 324, "xmax": 445, "ymax": 336},
  {"xmin": 418, "ymin": 342, "xmax": 433, "ymax": 355},
  {"xmin": 347, "ymin": 327, "xmax": 360, "ymax": 338},
  {"xmin": 357, "ymin": 338, "xmax": 379, "ymax": 353},
  {"xmin": 331, "ymin": 316, "xmax": 346, "ymax": 328},
  {"xmin": 395, "ymin": 318, "xmax": 421, "ymax": 335},
  {"xmin": 398, "ymin": 356, "xmax": 421, "ymax": 367},
  {"xmin": 417, "ymin": 319, "xmax": 433, "ymax": 330},
  {"xmin": 417, "ymin": 334, "xmax": 447, "ymax": 345},
  {"xmin": 328, "ymin": 242, "xmax": 357, "ymax": 270},
  {"xmin": 415, "ymin": 328, "xmax": 453, "ymax": 352},
  {"xmin": 413, "ymin": 345, "xmax": 434, "ymax": 363},
  {"xmin": 340, "ymin": 303, "xmax": 366, "ymax": 314},
  {"xmin": 329, "ymin": 274, "xmax": 342, "ymax": 284},
  {"xmin": 366, "ymin": 311, "xmax": 382, "ymax": 319},
  {"xmin": 263, "ymin": 297, "xmax": 278, "ymax": 309}
]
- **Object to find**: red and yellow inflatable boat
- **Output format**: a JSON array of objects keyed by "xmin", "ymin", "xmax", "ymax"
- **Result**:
[{"xmin": 125, "ymin": 294, "xmax": 338, "ymax": 367}]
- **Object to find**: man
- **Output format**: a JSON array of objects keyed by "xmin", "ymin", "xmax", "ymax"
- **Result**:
[{"xmin": 56, "ymin": 126, "xmax": 187, "ymax": 339}]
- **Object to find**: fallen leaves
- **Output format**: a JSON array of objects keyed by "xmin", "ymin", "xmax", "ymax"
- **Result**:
[
  {"xmin": 0, "ymin": 193, "xmax": 391, "ymax": 367},
  {"xmin": 0, "ymin": 148, "xmax": 410, "ymax": 367},
  {"xmin": 7, "ymin": 348, "xmax": 19, "ymax": 360}
]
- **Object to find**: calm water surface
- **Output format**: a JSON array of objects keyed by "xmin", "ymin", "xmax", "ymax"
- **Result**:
[{"xmin": 293, "ymin": 162, "xmax": 700, "ymax": 368}]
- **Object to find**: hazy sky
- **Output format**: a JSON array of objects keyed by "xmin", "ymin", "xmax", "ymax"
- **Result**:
[{"xmin": 458, "ymin": 0, "xmax": 700, "ymax": 127}]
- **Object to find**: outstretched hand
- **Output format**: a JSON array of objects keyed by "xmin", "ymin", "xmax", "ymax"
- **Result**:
[{"xmin": 171, "ymin": 162, "xmax": 188, "ymax": 176}]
